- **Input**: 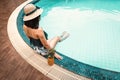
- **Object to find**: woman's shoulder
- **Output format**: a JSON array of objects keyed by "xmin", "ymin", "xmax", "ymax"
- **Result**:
[
  {"xmin": 37, "ymin": 27, "xmax": 43, "ymax": 31},
  {"xmin": 23, "ymin": 25, "xmax": 29, "ymax": 31},
  {"xmin": 36, "ymin": 27, "xmax": 43, "ymax": 34}
]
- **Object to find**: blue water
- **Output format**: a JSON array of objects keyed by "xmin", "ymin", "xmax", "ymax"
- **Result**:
[{"xmin": 35, "ymin": 0, "xmax": 120, "ymax": 72}]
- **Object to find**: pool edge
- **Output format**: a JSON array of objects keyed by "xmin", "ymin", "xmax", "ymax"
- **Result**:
[{"xmin": 7, "ymin": 0, "xmax": 90, "ymax": 80}]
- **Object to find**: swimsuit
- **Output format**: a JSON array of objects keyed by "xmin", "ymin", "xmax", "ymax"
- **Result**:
[{"xmin": 30, "ymin": 31, "xmax": 49, "ymax": 55}]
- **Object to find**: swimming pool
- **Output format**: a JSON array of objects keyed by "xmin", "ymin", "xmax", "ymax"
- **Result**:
[
  {"xmin": 17, "ymin": 0, "xmax": 120, "ymax": 80},
  {"xmin": 36, "ymin": 0, "xmax": 120, "ymax": 71}
]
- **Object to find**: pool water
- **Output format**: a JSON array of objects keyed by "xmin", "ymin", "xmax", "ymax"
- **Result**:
[{"xmin": 35, "ymin": 0, "xmax": 120, "ymax": 72}]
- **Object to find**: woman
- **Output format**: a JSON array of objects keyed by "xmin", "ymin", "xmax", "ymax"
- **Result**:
[{"xmin": 23, "ymin": 4, "xmax": 69, "ymax": 60}]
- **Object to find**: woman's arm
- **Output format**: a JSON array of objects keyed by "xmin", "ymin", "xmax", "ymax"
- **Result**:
[
  {"xmin": 37, "ymin": 28, "xmax": 63, "ymax": 60},
  {"xmin": 37, "ymin": 28, "xmax": 51, "ymax": 50}
]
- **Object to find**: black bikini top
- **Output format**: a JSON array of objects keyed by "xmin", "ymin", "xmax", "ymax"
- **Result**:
[{"xmin": 29, "ymin": 31, "xmax": 48, "ymax": 48}]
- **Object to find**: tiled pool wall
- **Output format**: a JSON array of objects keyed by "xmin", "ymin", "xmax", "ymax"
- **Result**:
[{"xmin": 17, "ymin": 0, "xmax": 120, "ymax": 80}]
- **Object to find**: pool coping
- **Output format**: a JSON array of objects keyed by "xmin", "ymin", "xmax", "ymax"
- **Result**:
[{"xmin": 7, "ymin": 0, "xmax": 90, "ymax": 80}]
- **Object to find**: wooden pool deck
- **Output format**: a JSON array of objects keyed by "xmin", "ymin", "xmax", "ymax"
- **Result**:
[{"xmin": 0, "ymin": 0, "xmax": 51, "ymax": 80}]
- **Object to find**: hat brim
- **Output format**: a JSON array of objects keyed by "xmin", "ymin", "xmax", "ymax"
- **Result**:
[{"xmin": 23, "ymin": 8, "xmax": 43, "ymax": 21}]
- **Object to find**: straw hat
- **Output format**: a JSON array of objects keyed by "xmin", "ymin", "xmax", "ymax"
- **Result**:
[{"xmin": 23, "ymin": 4, "xmax": 43, "ymax": 21}]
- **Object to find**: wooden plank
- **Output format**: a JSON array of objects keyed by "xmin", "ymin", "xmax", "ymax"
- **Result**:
[{"xmin": 0, "ymin": 0, "xmax": 51, "ymax": 80}]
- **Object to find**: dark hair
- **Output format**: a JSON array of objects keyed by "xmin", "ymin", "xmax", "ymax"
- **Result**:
[{"xmin": 24, "ymin": 15, "xmax": 40, "ymax": 29}]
